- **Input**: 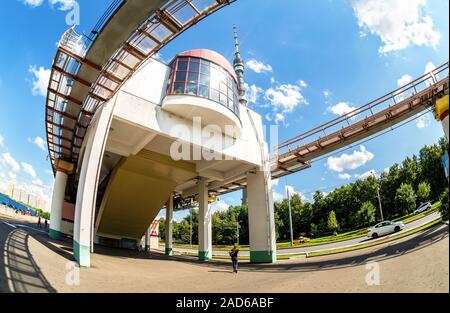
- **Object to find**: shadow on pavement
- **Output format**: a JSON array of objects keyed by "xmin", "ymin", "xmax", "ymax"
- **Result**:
[{"xmin": 0, "ymin": 226, "xmax": 56, "ymax": 293}]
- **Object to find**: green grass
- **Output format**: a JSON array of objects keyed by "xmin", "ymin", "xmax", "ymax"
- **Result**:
[
  {"xmin": 166, "ymin": 201, "xmax": 440, "ymax": 251},
  {"xmin": 307, "ymin": 218, "xmax": 443, "ymax": 257}
]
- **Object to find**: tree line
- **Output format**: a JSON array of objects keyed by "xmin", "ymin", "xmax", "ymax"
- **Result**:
[{"xmin": 160, "ymin": 138, "xmax": 449, "ymax": 245}]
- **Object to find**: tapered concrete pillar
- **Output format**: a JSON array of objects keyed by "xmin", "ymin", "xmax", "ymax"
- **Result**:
[
  {"xmin": 145, "ymin": 227, "xmax": 151, "ymax": 252},
  {"xmin": 74, "ymin": 100, "xmax": 115, "ymax": 267},
  {"xmin": 198, "ymin": 178, "xmax": 212, "ymax": 261},
  {"xmin": 49, "ymin": 160, "xmax": 73, "ymax": 240},
  {"xmin": 165, "ymin": 194, "xmax": 174, "ymax": 256},
  {"xmin": 247, "ymin": 167, "xmax": 277, "ymax": 263}
]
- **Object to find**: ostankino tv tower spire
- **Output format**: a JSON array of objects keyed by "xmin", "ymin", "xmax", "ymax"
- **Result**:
[{"xmin": 233, "ymin": 25, "xmax": 247, "ymax": 106}]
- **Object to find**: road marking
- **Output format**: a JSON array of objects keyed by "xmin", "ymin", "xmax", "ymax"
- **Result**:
[
  {"xmin": 1, "ymin": 221, "xmax": 17, "ymax": 229},
  {"xmin": 16, "ymin": 224, "xmax": 48, "ymax": 234}
]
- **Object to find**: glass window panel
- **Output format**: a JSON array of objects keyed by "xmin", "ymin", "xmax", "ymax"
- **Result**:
[
  {"xmin": 199, "ymin": 85, "xmax": 209, "ymax": 98},
  {"xmin": 200, "ymin": 74, "xmax": 210, "ymax": 86},
  {"xmin": 186, "ymin": 83, "xmax": 198, "ymax": 95},
  {"xmin": 220, "ymin": 83, "xmax": 227, "ymax": 93},
  {"xmin": 210, "ymin": 75, "xmax": 220, "ymax": 90},
  {"xmin": 175, "ymin": 71, "xmax": 187, "ymax": 82},
  {"xmin": 188, "ymin": 72, "xmax": 198, "ymax": 83},
  {"xmin": 173, "ymin": 83, "xmax": 185, "ymax": 94},
  {"xmin": 219, "ymin": 72, "xmax": 227, "ymax": 84},
  {"xmin": 200, "ymin": 63, "xmax": 210, "ymax": 74},
  {"xmin": 210, "ymin": 88, "xmax": 219, "ymax": 102},
  {"xmin": 227, "ymin": 76, "xmax": 233, "ymax": 87},
  {"xmin": 189, "ymin": 61, "xmax": 199, "ymax": 72},
  {"xmin": 220, "ymin": 93, "xmax": 228, "ymax": 105},
  {"xmin": 177, "ymin": 61, "xmax": 188, "ymax": 71}
]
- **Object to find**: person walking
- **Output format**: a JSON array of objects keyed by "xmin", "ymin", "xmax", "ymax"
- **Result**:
[
  {"xmin": 37, "ymin": 216, "xmax": 42, "ymax": 229},
  {"xmin": 44, "ymin": 218, "xmax": 48, "ymax": 230},
  {"xmin": 229, "ymin": 244, "xmax": 240, "ymax": 274}
]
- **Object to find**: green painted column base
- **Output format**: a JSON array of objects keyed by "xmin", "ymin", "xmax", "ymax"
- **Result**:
[
  {"xmin": 198, "ymin": 251, "xmax": 210, "ymax": 261},
  {"xmin": 165, "ymin": 247, "xmax": 173, "ymax": 256},
  {"xmin": 48, "ymin": 228, "xmax": 62, "ymax": 240},
  {"xmin": 145, "ymin": 245, "xmax": 150, "ymax": 252},
  {"xmin": 74, "ymin": 240, "xmax": 91, "ymax": 267},
  {"xmin": 250, "ymin": 251, "xmax": 277, "ymax": 263}
]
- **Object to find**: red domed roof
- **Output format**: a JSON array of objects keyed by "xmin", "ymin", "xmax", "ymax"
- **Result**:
[{"xmin": 177, "ymin": 49, "xmax": 237, "ymax": 81}]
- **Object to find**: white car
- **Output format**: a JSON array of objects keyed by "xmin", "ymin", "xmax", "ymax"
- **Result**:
[
  {"xmin": 413, "ymin": 202, "xmax": 432, "ymax": 215},
  {"xmin": 367, "ymin": 221, "xmax": 405, "ymax": 239}
]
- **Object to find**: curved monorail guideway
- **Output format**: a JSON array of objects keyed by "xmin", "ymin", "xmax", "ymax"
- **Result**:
[{"xmin": 42, "ymin": 0, "xmax": 449, "ymax": 268}]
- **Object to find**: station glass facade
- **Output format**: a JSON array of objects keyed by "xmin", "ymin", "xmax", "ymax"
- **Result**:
[{"xmin": 166, "ymin": 56, "xmax": 240, "ymax": 116}]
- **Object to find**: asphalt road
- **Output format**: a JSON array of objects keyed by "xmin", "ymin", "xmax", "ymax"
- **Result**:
[
  {"xmin": 0, "ymin": 212, "xmax": 447, "ymax": 292},
  {"xmin": 172, "ymin": 211, "xmax": 442, "ymax": 257}
]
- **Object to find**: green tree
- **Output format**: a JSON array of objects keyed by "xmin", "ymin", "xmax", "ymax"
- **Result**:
[
  {"xmin": 439, "ymin": 188, "xmax": 449, "ymax": 221},
  {"xmin": 395, "ymin": 183, "xmax": 417, "ymax": 215},
  {"xmin": 355, "ymin": 201, "xmax": 377, "ymax": 227},
  {"xmin": 327, "ymin": 210, "xmax": 339, "ymax": 235},
  {"xmin": 417, "ymin": 181, "xmax": 431, "ymax": 204}
]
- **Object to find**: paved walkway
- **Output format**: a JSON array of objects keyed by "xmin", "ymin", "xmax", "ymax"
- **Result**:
[{"xmin": 0, "ymin": 213, "xmax": 448, "ymax": 292}]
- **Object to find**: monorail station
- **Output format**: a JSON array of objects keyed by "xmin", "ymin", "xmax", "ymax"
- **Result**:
[{"xmin": 45, "ymin": 0, "xmax": 449, "ymax": 269}]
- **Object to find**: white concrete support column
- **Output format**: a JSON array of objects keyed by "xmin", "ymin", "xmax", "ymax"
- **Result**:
[
  {"xmin": 49, "ymin": 160, "xmax": 72, "ymax": 240},
  {"xmin": 165, "ymin": 195, "xmax": 174, "ymax": 256},
  {"xmin": 198, "ymin": 178, "xmax": 212, "ymax": 261},
  {"xmin": 74, "ymin": 99, "xmax": 116, "ymax": 267},
  {"xmin": 145, "ymin": 227, "xmax": 151, "ymax": 253},
  {"xmin": 246, "ymin": 167, "xmax": 277, "ymax": 263}
]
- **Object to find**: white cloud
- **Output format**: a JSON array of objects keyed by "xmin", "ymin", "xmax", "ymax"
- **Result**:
[
  {"xmin": 356, "ymin": 169, "xmax": 378, "ymax": 180},
  {"xmin": 21, "ymin": 0, "xmax": 45, "ymax": 7},
  {"xmin": 245, "ymin": 83, "xmax": 264, "ymax": 104},
  {"xmin": 338, "ymin": 173, "xmax": 352, "ymax": 180},
  {"xmin": 323, "ymin": 90, "xmax": 332, "ymax": 98},
  {"xmin": 351, "ymin": 0, "xmax": 441, "ymax": 53},
  {"xmin": 327, "ymin": 145, "xmax": 374, "ymax": 172},
  {"xmin": 246, "ymin": 59, "xmax": 273, "ymax": 74},
  {"xmin": 31, "ymin": 136, "xmax": 46, "ymax": 151},
  {"xmin": 327, "ymin": 102, "xmax": 359, "ymax": 118},
  {"xmin": 273, "ymin": 191, "xmax": 284, "ymax": 202},
  {"xmin": 210, "ymin": 200, "xmax": 230, "ymax": 214},
  {"xmin": 265, "ymin": 82, "xmax": 308, "ymax": 113},
  {"xmin": 397, "ymin": 74, "xmax": 413, "ymax": 87},
  {"xmin": 29, "ymin": 65, "xmax": 50, "ymax": 97},
  {"xmin": 416, "ymin": 113, "xmax": 430, "ymax": 129},
  {"xmin": 271, "ymin": 179, "xmax": 279, "ymax": 186},
  {"xmin": 298, "ymin": 80, "xmax": 308, "ymax": 88},
  {"xmin": 285, "ymin": 185, "xmax": 308, "ymax": 202},
  {"xmin": 1, "ymin": 153, "xmax": 21, "ymax": 172},
  {"xmin": 0, "ymin": 134, "xmax": 4, "ymax": 147},
  {"xmin": 49, "ymin": 0, "xmax": 76, "ymax": 11},
  {"xmin": 21, "ymin": 162, "xmax": 37, "ymax": 179},
  {"xmin": 8, "ymin": 172, "xmax": 17, "ymax": 180},
  {"xmin": 274, "ymin": 113, "xmax": 285, "ymax": 124}
]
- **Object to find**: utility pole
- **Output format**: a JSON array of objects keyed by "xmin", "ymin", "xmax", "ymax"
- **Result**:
[
  {"xmin": 236, "ymin": 219, "xmax": 240, "ymax": 246},
  {"xmin": 372, "ymin": 171, "xmax": 384, "ymax": 221},
  {"xmin": 190, "ymin": 208, "xmax": 193, "ymax": 248},
  {"xmin": 287, "ymin": 188, "xmax": 294, "ymax": 247}
]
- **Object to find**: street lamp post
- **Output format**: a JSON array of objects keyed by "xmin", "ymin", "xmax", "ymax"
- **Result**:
[
  {"xmin": 371, "ymin": 171, "xmax": 384, "ymax": 221},
  {"xmin": 190, "ymin": 208, "xmax": 193, "ymax": 248},
  {"xmin": 287, "ymin": 188, "xmax": 294, "ymax": 247}
]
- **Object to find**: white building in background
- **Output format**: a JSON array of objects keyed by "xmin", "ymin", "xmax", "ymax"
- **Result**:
[{"xmin": 5, "ymin": 181, "xmax": 50, "ymax": 212}]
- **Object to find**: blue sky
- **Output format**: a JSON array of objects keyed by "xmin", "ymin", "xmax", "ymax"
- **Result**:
[{"xmin": 0, "ymin": 0, "xmax": 448, "ymax": 219}]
